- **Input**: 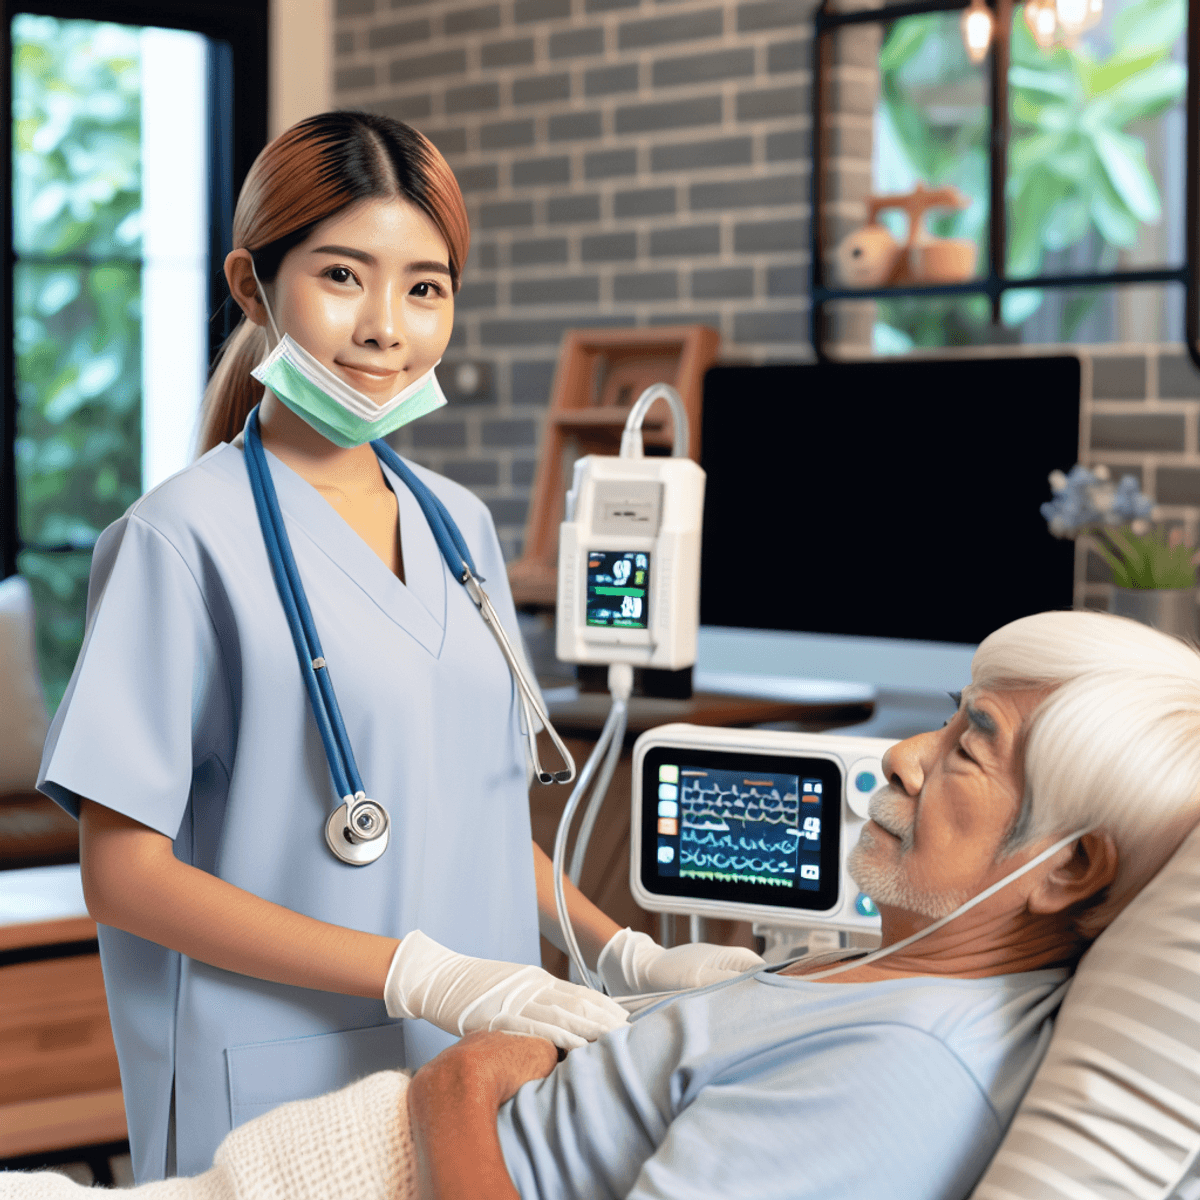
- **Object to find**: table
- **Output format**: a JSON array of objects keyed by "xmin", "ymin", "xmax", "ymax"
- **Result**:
[{"xmin": 0, "ymin": 865, "xmax": 126, "ymax": 1178}]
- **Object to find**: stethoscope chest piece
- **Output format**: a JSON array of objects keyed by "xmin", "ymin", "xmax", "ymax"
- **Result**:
[{"xmin": 325, "ymin": 795, "xmax": 390, "ymax": 866}]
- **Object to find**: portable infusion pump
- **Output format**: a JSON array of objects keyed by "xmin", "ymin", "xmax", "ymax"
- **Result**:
[
  {"xmin": 630, "ymin": 724, "xmax": 897, "ymax": 934},
  {"xmin": 556, "ymin": 386, "xmax": 705, "ymax": 670}
]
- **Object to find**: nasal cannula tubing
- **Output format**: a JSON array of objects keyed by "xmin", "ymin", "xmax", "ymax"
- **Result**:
[
  {"xmin": 795, "ymin": 823, "xmax": 1096, "ymax": 981},
  {"xmin": 603, "ymin": 824, "xmax": 1099, "ymax": 1012},
  {"xmin": 552, "ymin": 386, "xmax": 689, "ymax": 991}
]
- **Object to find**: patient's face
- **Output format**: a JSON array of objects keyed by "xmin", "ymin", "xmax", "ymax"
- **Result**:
[{"xmin": 848, "ymin": 686, "xmax": 1045, "ymax": 919}]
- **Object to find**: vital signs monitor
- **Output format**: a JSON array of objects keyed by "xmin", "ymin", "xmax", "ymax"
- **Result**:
[
  {"xmin": 631, "ymin": 723, "xmax": 895, "ymax": 934},
  {"xmin": 556, "ymin": 386, "xmax": 705, "ymax": 670}
]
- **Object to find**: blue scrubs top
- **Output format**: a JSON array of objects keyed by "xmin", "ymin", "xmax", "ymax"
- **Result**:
[{"xmin": 37, "ymin": 439, "xmax": 541, "ymax": 1182}]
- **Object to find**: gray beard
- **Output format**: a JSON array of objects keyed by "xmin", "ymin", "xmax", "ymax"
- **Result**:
[{"xmin": 847, "ymin": 790, "xmax": 968, "ymax": 920}]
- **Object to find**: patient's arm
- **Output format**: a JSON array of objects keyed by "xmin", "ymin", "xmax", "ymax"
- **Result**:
[{"xmin": 407, "ymin": 1031, "xmax": 558, "ymax": 1199}]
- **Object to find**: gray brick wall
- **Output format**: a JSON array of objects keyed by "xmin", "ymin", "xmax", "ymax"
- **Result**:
[
  {"xmin": 331, "ymin": 2, "xmax": 1200, "ymax": 595},
  {"xmin": 333, "ymin": 0, "xmax": 815, "ymax": 556},
  {"xmin": 1080, "ymin": 344, "xmax": 1200, "ymax": 609}
]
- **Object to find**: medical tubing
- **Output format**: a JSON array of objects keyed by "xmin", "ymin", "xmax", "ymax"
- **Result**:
[
  {"xmin": 568, "ymin": 703, "xmax": 628, "ymax": 884},
  {"xmin": 553, "ymin": 701, "xmax": 625, "ymax": 988},
  {"xmin": 797, "ymin": 825, "xmax": 1097, "ymax": 982},
  {"xmin": 619, "ymin": 384, "xmax": 689, "ymax": 460},
  {"xmin": 245, "ymin": 409, "xmax": 358, "ymax": 801}
]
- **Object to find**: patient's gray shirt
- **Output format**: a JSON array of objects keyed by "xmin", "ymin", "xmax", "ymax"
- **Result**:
[{"xmin": 496, "ymin": 966, "xmax": 1069, "ymax": 1199}]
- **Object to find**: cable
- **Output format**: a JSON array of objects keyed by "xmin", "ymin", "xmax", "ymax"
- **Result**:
[
  {"xmin": 552, "ymin": 698, "xmax": 624, "ymax": 987},
  {"xmin": 568, "ymin": 701, "xmax": 627, "ymax": 884}
]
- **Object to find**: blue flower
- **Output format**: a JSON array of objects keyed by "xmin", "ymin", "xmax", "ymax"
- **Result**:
[{"xmin": 1041, "ymin": 463, "xmax": 1155, "ymax": 537}]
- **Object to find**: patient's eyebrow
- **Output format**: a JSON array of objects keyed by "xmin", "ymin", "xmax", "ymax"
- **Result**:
[{"xmin": 964, "ymin": 703, "xmax": 998, "ymax": 740}]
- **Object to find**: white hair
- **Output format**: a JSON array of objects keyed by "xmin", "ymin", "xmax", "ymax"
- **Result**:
[{"xmin": 972, "ymin": 611, "xmax": 1200, "ymax": 927}]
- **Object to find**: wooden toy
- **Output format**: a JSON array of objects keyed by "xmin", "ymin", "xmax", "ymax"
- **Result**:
[{"xmin": 834, "ymin": 182, "xmax": 977, "ymax": 288}]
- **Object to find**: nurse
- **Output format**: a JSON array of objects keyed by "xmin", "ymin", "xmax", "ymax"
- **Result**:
[{"xmin": 37, "ymin": 111, "xmax": 756, "ymax": 1184}]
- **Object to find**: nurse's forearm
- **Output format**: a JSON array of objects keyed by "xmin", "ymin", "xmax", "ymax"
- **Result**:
[
  {"xmin": 79, "ymin": 800, "xmax": 398, "ymax": 998},
  {"xmin": 532, "ymin": 840, "xmax": 621, "ymax": 970}
]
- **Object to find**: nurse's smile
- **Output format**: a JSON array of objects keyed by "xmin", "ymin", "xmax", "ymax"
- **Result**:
[{"xmin": 264, "ymin": 196, "xmax": 455, "ymax": 407}]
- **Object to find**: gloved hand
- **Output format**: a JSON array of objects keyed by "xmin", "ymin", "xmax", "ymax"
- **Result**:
[
  {"xmin": 385, "ymin": 930, "xmax": 629, "ymax": 1051},
  {"xmin": 597, "ymin": 928, "xmax": 765, "ymax": 997}
]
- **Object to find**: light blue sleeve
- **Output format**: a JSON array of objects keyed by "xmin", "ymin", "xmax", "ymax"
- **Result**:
[
  {"xmin": 624, "ymin": 1025, "xmax": 1003, "ymax": 1200},
  {"xmin": 37, "ymin": 512, "xmax": 226, "ymax": 837}
]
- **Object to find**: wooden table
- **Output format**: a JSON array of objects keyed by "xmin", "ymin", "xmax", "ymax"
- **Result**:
[
  {"xmin": 0, "ymin": 907, "xmax": 127, "ymax": 1178},
  {"xmin": 529, "ymin": 690, "xmax": 874, "ymax": 976}
]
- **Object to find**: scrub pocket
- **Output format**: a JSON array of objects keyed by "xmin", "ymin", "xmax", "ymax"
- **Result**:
[{"xmin": 226, "ymin": 1021, "xmax": 408, "ymax": 1128}]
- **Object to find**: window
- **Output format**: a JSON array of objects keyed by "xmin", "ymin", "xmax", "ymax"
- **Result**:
[
  {"xmin": 811, "ymin": 0, "xmax": 1190, "ymax": 355},
  {"xmin": 1, "ymin": 1, "xmax": 267, "ymax": 710}
]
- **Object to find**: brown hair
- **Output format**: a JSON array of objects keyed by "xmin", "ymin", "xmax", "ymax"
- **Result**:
[{"xmin": 197, "ymin": 111, "xmax": 469, "ymax": 454}]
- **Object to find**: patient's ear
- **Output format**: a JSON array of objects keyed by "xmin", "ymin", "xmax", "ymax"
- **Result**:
[{"xmin": 1026, "ymin": 831, "xmax": 1118, "ymax": 917}]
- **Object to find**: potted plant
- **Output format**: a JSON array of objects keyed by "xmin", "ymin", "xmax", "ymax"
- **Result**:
[{"xmin": 1042, "ymin": 464, "xmax": 1199, "ymax": 638}]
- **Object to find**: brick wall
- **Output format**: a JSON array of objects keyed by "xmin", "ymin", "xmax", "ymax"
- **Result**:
[
  {"xmin": 333, "ymin": 0, "xmax": 816, "ymax": 556},
  {"xmin": 330, "ymin": 1, "xmax": 1200, "ymax": 593},
  {"xmin": 1082, "ymin": 343, "xmax": 1200, "ymax": 608}
]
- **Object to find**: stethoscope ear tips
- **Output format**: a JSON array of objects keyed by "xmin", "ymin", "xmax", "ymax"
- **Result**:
[
  {"xmin": 537, "ymin": 770, "xmax": 555, "ymax": 785},
  {"xmin": 552, "ymin": 769, "xmax": 575, "ymax": 785}
]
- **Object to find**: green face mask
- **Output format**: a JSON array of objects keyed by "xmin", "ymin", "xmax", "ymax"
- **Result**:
[{"xmin": 248, "ymin": 265, "xmax": 448, "ymax": 449}]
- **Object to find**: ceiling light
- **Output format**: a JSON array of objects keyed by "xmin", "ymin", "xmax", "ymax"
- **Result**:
[{"xmin": 961, "ymin": 0, "xmax": 994, "ymax": 63}]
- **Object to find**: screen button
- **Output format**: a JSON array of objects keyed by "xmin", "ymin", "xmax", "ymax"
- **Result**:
[{"xmin": 855, "ymin": 893, "xmax": 879, "ymax": 918}]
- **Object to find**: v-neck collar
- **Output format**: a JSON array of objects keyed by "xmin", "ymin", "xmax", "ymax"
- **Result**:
[{"xmin": 238, "ymin": 442, "xmax": 449, "ymax": 659}]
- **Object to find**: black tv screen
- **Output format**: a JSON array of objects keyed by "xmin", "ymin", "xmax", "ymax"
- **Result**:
[{"xmin": 699, "ymin": 357, "xmax": 1080, "ymax": 647}]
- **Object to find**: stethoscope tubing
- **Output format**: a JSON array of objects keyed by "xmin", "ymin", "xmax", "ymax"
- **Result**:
[
  {"xmin": 244, "ymin": 405, "xmax": 576, "ymax": 859},
  {"xmin": 246, "ymin": 408, "xmax": 363, "ymax": 801}
]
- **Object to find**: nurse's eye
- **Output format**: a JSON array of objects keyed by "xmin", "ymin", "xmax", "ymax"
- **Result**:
[
  {"xmin": 324, "ymin": 265, "xmax": 359, "ymax": 286},
  {"xmin": 410, "ymin": 280, "xmax": 446, "ymax": 299}
]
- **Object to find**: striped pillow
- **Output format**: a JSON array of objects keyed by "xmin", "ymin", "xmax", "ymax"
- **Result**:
[{"xmin": 971, "ymin": 820, "xmax": 1200, "ymax": 1200}]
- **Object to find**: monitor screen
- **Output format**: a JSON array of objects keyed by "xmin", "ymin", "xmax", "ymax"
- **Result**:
[
  {"xmin": 699, "ymin": 357, "xmax": 1080, "ymax": 647},
  {"xmin": 586, "ymin": 549, "xmax": 651, "ymax": 628},
  {"xmin": 639, "ymin": 744, "xmax": 843, "ymax": 913}
]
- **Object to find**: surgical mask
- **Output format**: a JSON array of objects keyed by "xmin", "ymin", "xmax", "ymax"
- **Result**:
[{"xmin": 247, "ymin": 262, "xmax": 448, "ymax": 449}]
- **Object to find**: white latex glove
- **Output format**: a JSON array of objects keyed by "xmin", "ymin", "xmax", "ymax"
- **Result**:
[
  {"xmin": 384, "ymin": 930, "xmax": 629, "ymax": 1051},
  {"xmin": 597, "ymin": 928, "xmax": 765, "ymax": 997}
]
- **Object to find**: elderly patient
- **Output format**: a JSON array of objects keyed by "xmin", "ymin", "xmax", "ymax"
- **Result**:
[{"xmin": 13, "ymin": 609, "xmax": 1200, "ymax": 1200}]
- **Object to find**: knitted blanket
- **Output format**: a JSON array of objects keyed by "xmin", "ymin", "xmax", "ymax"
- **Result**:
[{"xmin": 1, "ymin": 1070, "xmax": 415, "ymax": 1199}]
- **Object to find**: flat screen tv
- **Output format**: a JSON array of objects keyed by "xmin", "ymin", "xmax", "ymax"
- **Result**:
[{"xmin": 699, "ymin": 357, "xmax": 1080, "ymax": 649}]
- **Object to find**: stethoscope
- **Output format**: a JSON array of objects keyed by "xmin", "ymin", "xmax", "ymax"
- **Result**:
[{"xmin": 243, "ymin": 405, "xmax": 576, "ymax": 865}]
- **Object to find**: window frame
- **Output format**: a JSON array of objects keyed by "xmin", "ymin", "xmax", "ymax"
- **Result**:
[
  {"xmin": 809, "ymin": 0, "xmax": 1200, "ymax": 360},
  {"xmin": 0, "ymin": 0, "xmax": 268, "ymax": 579}
]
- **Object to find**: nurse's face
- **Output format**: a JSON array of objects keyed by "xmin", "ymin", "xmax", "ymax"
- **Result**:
[{"xmin": 267, "ymin": 196, "xmax": 454, "ymax": 406}]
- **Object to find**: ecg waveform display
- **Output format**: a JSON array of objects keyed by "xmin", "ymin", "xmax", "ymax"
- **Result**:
[{"xmin": 658, "ymin": 764, "xmax": 823, "ymax": 890}]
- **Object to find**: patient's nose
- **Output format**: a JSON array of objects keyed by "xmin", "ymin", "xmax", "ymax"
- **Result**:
[{"xmin": 882, "ymin": 731, "xmax": 935, "ymax": 798}]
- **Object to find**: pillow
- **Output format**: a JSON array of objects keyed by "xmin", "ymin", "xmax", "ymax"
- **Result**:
[
  {"xmin": 0, "ymin": 574, "xmax": 50, "ymax": 794},
  {"xmin": 970, "ymin": 818, "xmax": 1200, "ymax": 1200}
]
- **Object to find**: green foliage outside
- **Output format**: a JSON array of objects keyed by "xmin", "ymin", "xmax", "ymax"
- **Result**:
[
  {"xmin": 12, "ymin": 15, "xmax": 144, "ymax": 711},
  {"xmin": 874, "ymin": 0, "xmax": 1186, "ymax": 350}
]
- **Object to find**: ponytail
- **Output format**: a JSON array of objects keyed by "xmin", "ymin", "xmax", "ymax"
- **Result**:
[{"xmin": 197, "ymin": 317, "xmax": 266, "ymax": 456}]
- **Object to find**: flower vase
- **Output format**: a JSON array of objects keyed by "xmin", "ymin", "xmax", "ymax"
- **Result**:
[{"xmin": 1109, "ymin": 587, "xmax": 1199, "ymax": 640}]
